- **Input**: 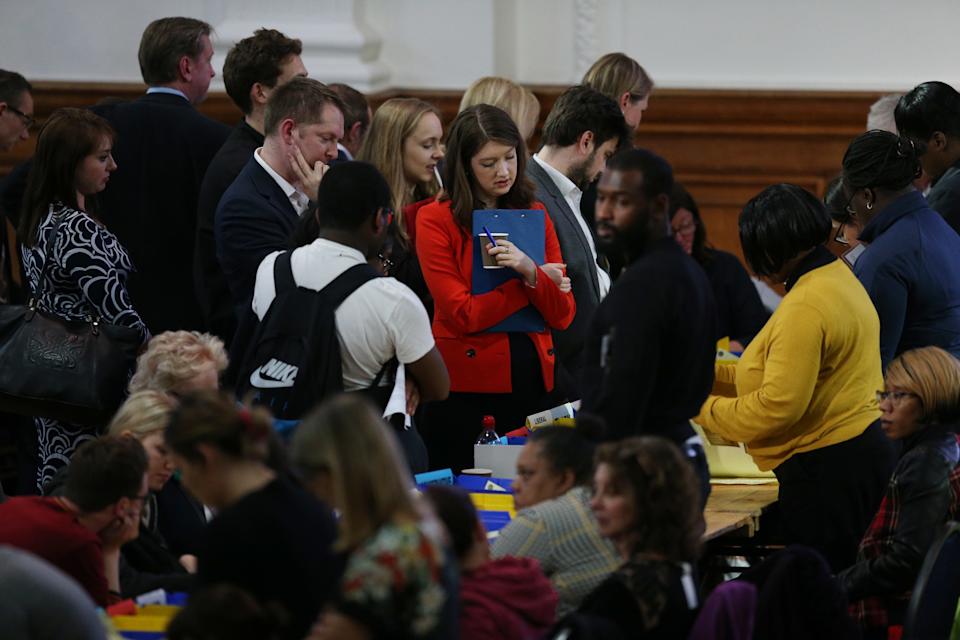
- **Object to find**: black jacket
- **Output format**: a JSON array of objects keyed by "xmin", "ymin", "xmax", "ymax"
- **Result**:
[
  {"xmin": 839, "ymin": 425, "xmax": 960, "ymax": 600},
  {"xmin": 580, "ymin": 238, "xmax": 717, "ymax": 445},
  {"xmin": 89, "ymin": 93, "xmax": 231, "ymax": 333},
  {"xmin": 699, "ymin": 249, "xmax": 768, "ymax": 347},
  {"xmin": 195, "ymin": 120, "xmax": 264, "ymax": 345},
  {"xmin": 215, "ymin": 156, "xmax": 310, "ymax": 316}
]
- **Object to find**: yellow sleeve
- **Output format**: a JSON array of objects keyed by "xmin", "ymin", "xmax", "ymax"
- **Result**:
[
  {"xmin": 712, "ymin": 362, "xmax": 738, "ymax": 397},
  {"xmin": 696, "ymin": 302, "xmax": 823, "ymax": 444}
]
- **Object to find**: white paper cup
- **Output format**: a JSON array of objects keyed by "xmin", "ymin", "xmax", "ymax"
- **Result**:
[{"xmin": 478, "ymin": 232, "xmax": 509, "ymax": 269}]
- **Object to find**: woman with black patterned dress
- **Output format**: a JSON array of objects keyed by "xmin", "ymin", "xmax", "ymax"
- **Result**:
[{"xmin": 18, "ymin": 108, "xmax": 148, "ymax": 492}]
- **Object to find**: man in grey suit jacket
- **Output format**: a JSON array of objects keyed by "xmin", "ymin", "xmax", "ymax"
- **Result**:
[{"xmin": 527, "ymin": 85, "xmax": 628, "ymax": 398}]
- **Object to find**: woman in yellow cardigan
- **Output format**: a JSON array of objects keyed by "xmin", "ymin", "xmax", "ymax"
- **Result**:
[{"xmin": 697, "ymin": 184, "xmax": 896, "ymax": 571}]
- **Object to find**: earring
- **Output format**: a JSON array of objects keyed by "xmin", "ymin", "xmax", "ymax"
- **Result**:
[{"xmin": 866, "ymin": 201, "xmax": 873, "ymax": 211}]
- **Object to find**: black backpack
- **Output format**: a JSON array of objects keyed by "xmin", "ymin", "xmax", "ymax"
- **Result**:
[{"xmin": 233, "ymin": 251, "xmax": 380, "ymax": 420}]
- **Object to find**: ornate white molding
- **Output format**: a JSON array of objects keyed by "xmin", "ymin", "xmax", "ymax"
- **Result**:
[
  {"xmin": 573, "ymin": 0, "xmax": 600, "ymax": 81},
  {"xmin": 209, "ymin": 0, "xmax": 390, "ymax": 93}
]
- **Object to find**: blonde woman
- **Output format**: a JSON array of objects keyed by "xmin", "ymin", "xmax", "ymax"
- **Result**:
[
  {"xmin": 356, "ymin": 98, "xmax": 443, "ymax": 310},
  {"xmin": 128, "ymin": 330, "xmax": 227, "ymax": 557},
  {"xmin": 459, "ymin": 76, "xmax": 541, "ymax": 144},
  {"xmin": 129, "ymin": 330, "xmax": 228, "ymax": 395},
  {"xmin": 582, "ymin": 52, "xmax": 654, "ymax": 130},
  {"xmin": 292, "ymin": 394, "xmax": 454, "ymax": 640},
  {"xmin": 840, "ymin": 347, "xmax": 960, "ymax": 634},
  {"xmin": 107, "ymin": 391, "xmax": 195, "ymax": 596}
]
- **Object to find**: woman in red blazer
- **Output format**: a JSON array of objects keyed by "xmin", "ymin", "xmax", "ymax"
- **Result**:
[{"xmin": 416, "ymin": 104, "xmax": 575, "ymax": 471}]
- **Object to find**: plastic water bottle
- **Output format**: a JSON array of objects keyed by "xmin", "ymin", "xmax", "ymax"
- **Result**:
[{"xmin": 474, "ymin": 415, "xmax": 501, "ymax": 445}]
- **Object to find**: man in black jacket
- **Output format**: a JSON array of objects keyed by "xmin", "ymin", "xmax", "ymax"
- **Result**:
[
  {"xmin": 195, "ymin": 29, "xmax": 306, "ymax": 345},
  {"xmin": 580, "ymin": 148, "xmax": 717, "ymax": 503},
  {"xmin": 90, "ymin": 17, "xmax": 231, "ymax": 333}
]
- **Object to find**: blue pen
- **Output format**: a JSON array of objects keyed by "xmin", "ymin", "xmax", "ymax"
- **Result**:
[{"xmin": 482, "ymin": 225, "xmax": 499, "ymax": 251}]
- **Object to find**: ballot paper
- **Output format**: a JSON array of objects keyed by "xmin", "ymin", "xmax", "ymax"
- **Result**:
[{"xmin": 383, "ymin": 363, "xmax": 412, "ymax": 428}]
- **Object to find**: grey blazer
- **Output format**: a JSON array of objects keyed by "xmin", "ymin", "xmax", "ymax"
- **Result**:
[{"xmin": 527, "ymin": 158, "xmax": 603, "ymax": 394}]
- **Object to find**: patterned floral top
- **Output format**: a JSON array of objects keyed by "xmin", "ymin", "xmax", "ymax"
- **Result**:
[
  {"xmin": 21, "ymin": 202, "xmax": 147, "ymax": 341},
  {"xmin": 338, "ymin": 521, "xmax": 448, "ymax": 639}
]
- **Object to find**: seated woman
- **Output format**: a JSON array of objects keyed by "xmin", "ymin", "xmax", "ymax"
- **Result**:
[
  {"xmin": 840, "ymin": 130, "xmax": 960, "ymax": 368},
  {"xmin": 670, "ymin": 183, "xmax": 768, "ymax": 351},
  {"xmin": 696, "ymin": 184, "xmax": 897, "ymax": 571},
  {"xmin": 839, "ymin": 346, "xmax": 960, "ymax": 636},
  {"xmin": 129, "ymin": 330, "xmax": 229, "ymax": 556},
  {"xmin": 165, "ymin": 392, "xmax": 340, "ymax": 640},
  {"xmin": 459, "ymin": 76, "xmax": 541, "ymax": 145},
  {"xmin": 416, "ymin": 104, "xmax": 575, "ymax": 471},
  {"xmin": 424, "ymin": 484, "xmax": 557, "ymax": 640},
  {"xmin": 107, "ymin": 391, "xmax": 194, "ymax": 597},
  {"xmin": 570, "ymin": 436, "xmax": 702, "ymax": 639},
  {"xmin": 291, "ymin": 394, "xmax": 455, "ymax": 640},
  {"xmin": 491, "ymin": 424, "xmax": 619, "ymax": 616},
  {"xmin": 356, "ymin": 97, "xmax": 444, "ymax": 310},
  {"xmin": 18, "ymin": 107, "xmax": 149, "ymax": 492}
]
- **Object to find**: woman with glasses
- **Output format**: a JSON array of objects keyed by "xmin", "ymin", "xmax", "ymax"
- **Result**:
[
  {"xmin": 696, "ymin": 183, "xmax": 896, "ymax": 571},
  {"xmin": 670, "ymin": 183, "xmax": 767, "ymax": 351},
  {"xmin": 839, "ymin": 130, "xmax": 960, "ymax": 369},
  {"xmin": 165, "ymin": 391, "xmax": 341, "ymax": 640},
  {"xmin": 416, "ymin": 104, "xmax": 574, "ymax": 472},
  {"xmin": 839, "ymin": 346, "xmax": 960, "ymax": 638}
]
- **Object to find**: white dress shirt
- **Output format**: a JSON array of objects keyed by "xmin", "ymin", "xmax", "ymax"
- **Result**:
[
  {"xmin": 532, "ymin": 154, "xmax": 610, "ymax": 298},
  {"xmin": 253, "ymin": 148, "xmax": 310, "ymax": 216}
]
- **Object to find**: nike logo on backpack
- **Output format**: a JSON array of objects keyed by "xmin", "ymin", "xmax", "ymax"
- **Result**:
[{"xmin": 249, "ymin": 358, "xmax": 299, "ymax": 389}]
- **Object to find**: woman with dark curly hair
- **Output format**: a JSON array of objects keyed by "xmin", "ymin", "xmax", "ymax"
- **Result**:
[{"xmin": 574, "ymin": 436, "xmax": 703, "ymax": 638}]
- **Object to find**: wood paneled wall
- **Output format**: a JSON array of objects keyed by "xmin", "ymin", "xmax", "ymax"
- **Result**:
[{"xmin": 0, "ymin": 83, "xmax": 882, "ymax": 261}]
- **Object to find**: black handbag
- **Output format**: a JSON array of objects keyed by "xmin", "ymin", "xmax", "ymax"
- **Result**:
[{"xmin": 0, "ymin": 208, "xmax": 142, "ymax": 424}]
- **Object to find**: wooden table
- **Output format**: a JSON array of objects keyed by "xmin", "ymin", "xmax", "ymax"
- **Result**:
[{"xmin": 703, "ymin": 483, "xmax": 779, "ymax": 541}]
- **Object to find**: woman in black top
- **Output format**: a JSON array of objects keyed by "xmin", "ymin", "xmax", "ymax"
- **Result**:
[
  {"xmin": 573, "ymin": 436, "xmax": 703, "ymax": 639},
  {"xmin": 165, "ymin": 392, "xmax": 341, "ymax": 640},
  {"xmin": 670, "ymin": 183, "xmax": 768, "ymax": 351}
]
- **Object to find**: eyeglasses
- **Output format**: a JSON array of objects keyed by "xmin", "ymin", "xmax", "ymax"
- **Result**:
[
  {"xmin": 7, "ymin": 104, "xmax": 34, "ymax": 130},
  {"xmin": 876, "ymin": 390, "xmax": 918, "ymax": 405},
  {"xmin": 377, "ymin": 252, "xmax": 395, "ymax": 275},
  {"xmin": 834, "ymin": 221, "xmax": 849, "ymax": 246},
  {"xmin": 671, "ymin": 220, "xmax": 696, "ymax": 235}
]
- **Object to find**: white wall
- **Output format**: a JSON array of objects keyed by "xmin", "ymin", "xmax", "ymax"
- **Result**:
[{"xmin": 1, "ymin": 0, "xmax": 958, "ymax": 92}]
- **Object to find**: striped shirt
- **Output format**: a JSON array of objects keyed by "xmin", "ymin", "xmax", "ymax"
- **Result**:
[{"xmin": 491, "ymin": 486, "xmax": 620, "ymax": 616}]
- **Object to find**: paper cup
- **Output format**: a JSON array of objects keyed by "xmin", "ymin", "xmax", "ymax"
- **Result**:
[{"xmin": 478, "ymin": 232, "xmax": 509, "ymax": 269}]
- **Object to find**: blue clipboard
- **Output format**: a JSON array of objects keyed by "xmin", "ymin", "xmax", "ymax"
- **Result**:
[{"xmin": 472, "ymin": 209, "xmax": 546, "ymax": 333}]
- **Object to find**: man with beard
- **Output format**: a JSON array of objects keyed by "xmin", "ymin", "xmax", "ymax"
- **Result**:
[
  {"xmin": 527, "ymin": 85, "xmax": 627, "ymax": 397},
  {"xmin": 579, "ymin": 149, "xmax": 717, "ymax": 504}
]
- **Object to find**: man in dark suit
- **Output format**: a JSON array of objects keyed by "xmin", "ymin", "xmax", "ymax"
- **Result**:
[
  {"xmin": 527, "ymin": 85, "xmax": 627, "ymax": 398},
  {"xmin": 195, "ymin": 29, "xmax": 307, "ymax": 345},
  {"xmin": 88, "ymin": 17, "xmax": 230, "ymax": 333},
  {"xmin": 215, "ymin": 77, "xmax": 344, "ymax": 316}
]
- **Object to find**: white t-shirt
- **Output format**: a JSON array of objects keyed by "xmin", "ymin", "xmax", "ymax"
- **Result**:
[{"xmin": 252, "ymin": 238, "xmax": 435, "ymax": 391}]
